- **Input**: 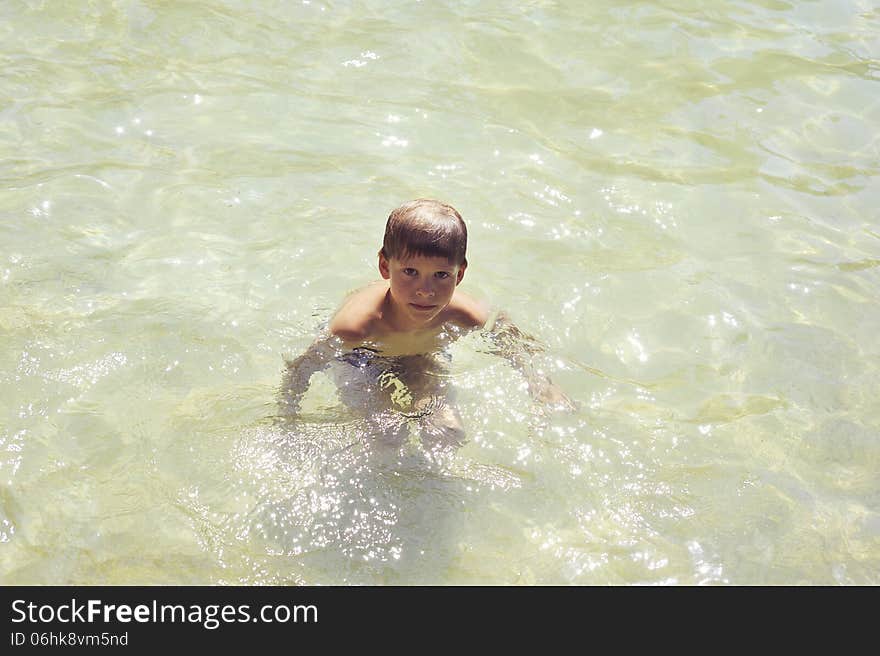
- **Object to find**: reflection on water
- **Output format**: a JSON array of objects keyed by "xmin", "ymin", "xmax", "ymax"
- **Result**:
[
  {"xmin": 227, "ymin": 420, "xmax": 466, "ymax": 585},
  {"xmin": 169, "ymin": 363, "xmax": 530, "ymax": 585},
  {"xmin": 1, "ymin": 0, "xmax": 879, "ymax": 584}
]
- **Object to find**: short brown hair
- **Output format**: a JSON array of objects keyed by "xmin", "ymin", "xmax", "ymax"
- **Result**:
[{"xmin": 380, "ymin": 199, "xmax": 468, "ymax": 266}]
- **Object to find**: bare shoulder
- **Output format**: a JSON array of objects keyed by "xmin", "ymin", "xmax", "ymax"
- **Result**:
[
  {"xmin": 328, "ymin": 281, "xmax": 387, "ymax": 341},
  {"xmin": 446, "ymin": 289, "xmax": 491, "ymax": 329}
]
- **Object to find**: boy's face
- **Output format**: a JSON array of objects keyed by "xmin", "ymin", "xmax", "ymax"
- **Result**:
[{"xmin": 378, "ymin": 252, "xmax": 466, "ymax": 327}]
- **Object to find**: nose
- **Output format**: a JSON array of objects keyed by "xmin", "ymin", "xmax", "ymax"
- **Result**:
[{"xmin": 416, "ymin": 281, "xmax": 435, "ymax": 298}]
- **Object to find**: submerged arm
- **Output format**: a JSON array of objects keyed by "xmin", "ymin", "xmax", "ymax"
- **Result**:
[
  {"xmin": 278, "ymin": 336, "xmax": 338, "ymax": 418},
  {"xmin": 482, "ymin": 311, "xmax": 575, "ymax": 410}
]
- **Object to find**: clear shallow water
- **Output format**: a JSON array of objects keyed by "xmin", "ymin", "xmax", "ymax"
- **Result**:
[{"xmin": 1, "ymin": 0, "xmax": 879, "ymax": 584}]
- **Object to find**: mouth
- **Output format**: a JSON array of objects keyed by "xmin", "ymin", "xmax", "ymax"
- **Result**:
[{"xmin": 409, "ymin": 303, "xmax": 437, "ymax": 312}]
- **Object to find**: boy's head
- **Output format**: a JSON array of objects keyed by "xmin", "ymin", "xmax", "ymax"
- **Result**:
[{"xmin": 379, "ymin": 199, "xmax": 468, "ymax": 267}]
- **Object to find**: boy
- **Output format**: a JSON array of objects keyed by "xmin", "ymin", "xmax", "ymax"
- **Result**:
[{"xmin": 279, "ymin": 199, "xmax": 572, "ymax": 446}]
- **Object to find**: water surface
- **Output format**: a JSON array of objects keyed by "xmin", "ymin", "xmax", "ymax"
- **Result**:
[{"xmin": 1, "ymin": 0, "xmax": 879, "ymax": 584}]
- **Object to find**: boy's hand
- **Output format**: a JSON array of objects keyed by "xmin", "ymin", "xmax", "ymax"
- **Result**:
[{"xmin": 530, "ymin": 378, "xmax": 578, "ymax": 412}]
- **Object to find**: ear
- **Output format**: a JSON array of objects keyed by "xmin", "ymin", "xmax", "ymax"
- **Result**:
[
  {"xmin": 378, "ymin": 251, "xmax": 391, "ymax": 280},
  {"xmin": 456, "ymin": 262, "xmax": 467, "ymax": 285}
]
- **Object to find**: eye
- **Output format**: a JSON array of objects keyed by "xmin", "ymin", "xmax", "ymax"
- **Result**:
[
  {"xmin": 402, "ymin": 268, "xmax": 418, "ymax": 276},
  {"xmin": 434, "ymin": 271, "xmax": 451, "ymax": 280}
]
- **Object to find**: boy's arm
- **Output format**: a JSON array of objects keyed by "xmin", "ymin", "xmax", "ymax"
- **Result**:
[
  {"xmin": 278, "ymin": 335, "xmax": 337, "ymax": 418},
  {"xmin": 483, "ymin": 311, "xmax": 575, "ymax": 410},
  {"xmin": 279, "ymin": 285, "xmax": 380, "ymax": 419}
]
